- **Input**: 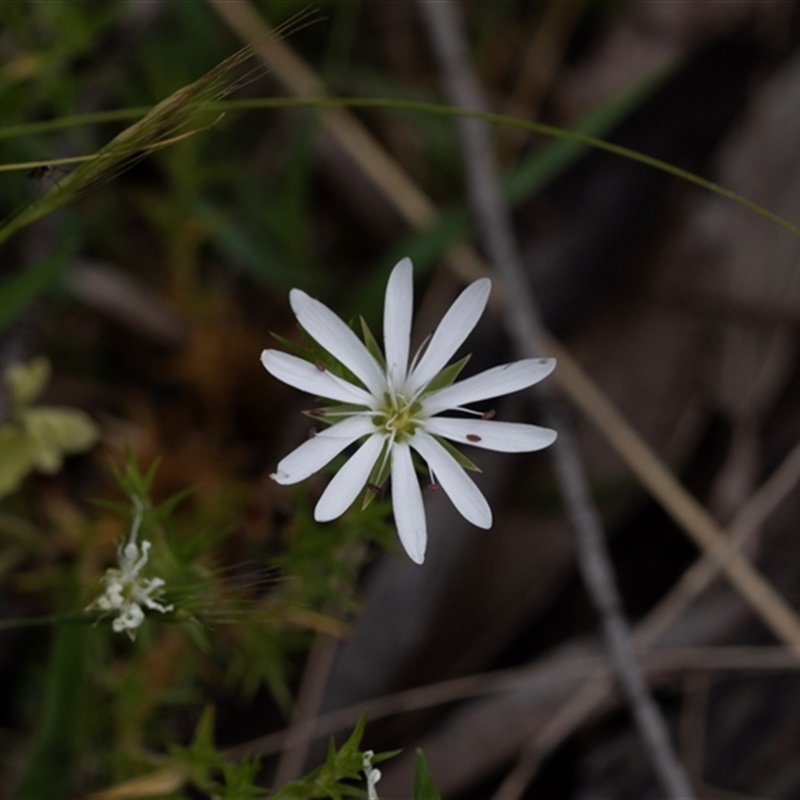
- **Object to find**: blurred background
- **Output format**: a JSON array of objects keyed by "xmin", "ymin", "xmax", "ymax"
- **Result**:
[{"xmin": 3, "ymin": 1, "xmax": 800, "ymax": 798}]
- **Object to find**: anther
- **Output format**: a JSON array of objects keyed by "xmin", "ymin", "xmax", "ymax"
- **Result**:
[
  {"xmin": 467, "ymin": 434, "xmax": 482, "ymax": 442},
  {"xmin": 315, "ymin": 360, "xmax": 326, "ymax": 372},
  {"xmin": 308, "ymin": 408, "xmax": 324, "ymax": 417},
  {"xmin": 308, "ymin": 428, "xmax": 317, "ymax": 438},
  {"xmin": 429, "ymin": 482, "xmax": 440, "ymax": 491},
  {"xmin": 481, "ymin": 409, "xmax": 496, "ymax": 420},
  {"xmin": 367, "ymin": 483, "xmax": 381, "ymax": 494}
]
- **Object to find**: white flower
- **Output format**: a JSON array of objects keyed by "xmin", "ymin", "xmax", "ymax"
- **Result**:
[
  {"xmin": 362, "ymin": 750, "xmax": 381, "ymax": 800},
  {"xmin": 261, "ymin": 257, "xmax": 557, "ymax": 564},
  {"xmin": 91, "ymin": 539, "xmax": 173, "ymax": 639}
]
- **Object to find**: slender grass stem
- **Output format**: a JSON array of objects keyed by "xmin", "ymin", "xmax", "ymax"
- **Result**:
[{"xmin": 3, "ymin": 96, "xmax": 798, "ymax": 241}]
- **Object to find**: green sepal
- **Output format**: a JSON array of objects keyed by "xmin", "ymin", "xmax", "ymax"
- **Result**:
[
  {"xmin": 361, "ymin": 440, "xmax": 392, "ymax": 511},
  {"xmin": 412, "ymin": 749, "xmax": 441, "ymax": 800},
  {"xmin": 272, "ymin": 326, "xmax": 366, "ymax": 390},
  {"xmin": 270, "ymin": 330, "xmax": 314, "ymax": 361},
  {"xmin": 303, "ymin": 405, "xmax": 364, "ymax": 427},
  {"xmin": 435, "ymin": 436, "xmax": 481, "ymax": 473},
  {"xmin": 423, "ymin": 354, "xmax": 470, "ymax": 394},
  {"xmin": 360, "ymin": 316, "xmax": 386, "ymax": 370}
]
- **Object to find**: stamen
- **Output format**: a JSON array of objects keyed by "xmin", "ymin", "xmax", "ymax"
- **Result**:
[
  {"xmin": 308, "ymin": 428, "xmax": 317, "ymax": 438},
  {"xmin": 481, "ymin": 409, "xmax": 496, "ymax": 420},
  {"xmin": 315, "ymin": 360, "xmax": 325, "ymax": 372},
  {"xmin": 367, "ymin": 483, "xmax": 381, "ymax": 494},
  {"xmin": 408, "ymin": 333, "xmax": 432, "ymax": 377},
  {"xmin": 467, "ymin": 434, "xmax": 482, "ymax": 442}
]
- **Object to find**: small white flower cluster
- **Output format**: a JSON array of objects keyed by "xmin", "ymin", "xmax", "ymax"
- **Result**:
[
  {"xmin": 362, "ymin": 750, "xmax": 381, "ymax": 800},
  {"xmin": 90, "ymin": 498, "xmax": 172, "ymax": 639},
  {"xmin": 94, "ymin": 540, "xmax": 173, "ymax": 638}
]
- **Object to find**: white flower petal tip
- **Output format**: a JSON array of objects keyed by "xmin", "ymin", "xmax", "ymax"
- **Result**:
[{"xmin": 263, "ymin": 257, "xmax": 556, "ymax": 564}]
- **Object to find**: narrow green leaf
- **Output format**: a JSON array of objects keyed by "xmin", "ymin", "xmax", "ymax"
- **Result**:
[
  {"xmin": 15, "ymin": 625, "xmax": 87, "ymax": 800},
  {"xmin": 412, "ymin": 750, "xmax": 440, "ymax": 800}
]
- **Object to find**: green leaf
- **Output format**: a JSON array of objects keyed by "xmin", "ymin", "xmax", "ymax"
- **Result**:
[
  {"xmin": 24, "ymin": 407, "xmax": 101, "ymax": 472},
  {"xmin": 15, "ymin": 625, "xmax": 87, "ymax": 800},
  {"xmin": 271, "ymin": 712, "xmax": 369, "ymax": 799},
  {"xmin": 6, "ymin": 356, "xmax": 51, "ymax": 411},
  {"xmin": 412, "ymin": 750, "xmax": 440, "ymax": 800},
  {"xmin": 221, "ymin": 752, "xmax": 264, "ymax": 800},
  {"xmin": 155, "ymin": 485, "xmax": 195, "ymax": 521},
  {"xmin": 0, "ymin": 359, "xmax": 100, "ymax": 498},
  {"xmin": 0, "ymin": 425, "xmax": 37, "ymax": 499}
]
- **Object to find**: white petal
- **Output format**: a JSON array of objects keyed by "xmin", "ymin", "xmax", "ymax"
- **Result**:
[
  {"xmin": 408, "ymin": 278, "xmax": 491, "ymax": 394},
  {"xmin": 391, "ymin": 441, "xmax": 427, "ymax": 564},
  {"xmin": 271, "ymin": 415, "xmax": 377, "ymax": 485},
  {"xmin": 384, "ymin": 258, "xmax": 413, "ymax": 388},
  {"xmin": 314, "ymin": 433, "xmax": 385, "ymax": 522},
  {"xmin": 411, "ymin": 432, "xmax": 492, "ymax": 529},
  {"xmin": 422, "ymin": 358, "xmax": 556, "ymax": 415},
  {"xmin": 424, "ymin": 417, "xmax": 557, "ymax": 452},
  {"xmin": 261, "ymin": 350, "xmax": 374, "ymax": 406},
  {"xmin": 290, "ymin": 289, "xmax": 386, "ymax": 397}
]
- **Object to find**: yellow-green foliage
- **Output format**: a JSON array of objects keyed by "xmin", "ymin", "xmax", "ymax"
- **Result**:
[{"xmin": 0, "ymin": 356, "xmax": 99, "ymax": 498}]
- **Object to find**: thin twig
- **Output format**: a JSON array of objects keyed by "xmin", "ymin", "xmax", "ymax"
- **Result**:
[
  {"xmin": 416, "ymin": 1, "xmax": 694, "ymax": 797},
  {"xmin": 228, "ymin": 645, "xmax": 798, "ymax": 763},
  {"xmin": 638, "ymin": 433, "xmax": 800, "ymax": 648},
  {"xmin": 273, "ymin": 635, "xmax": 339, "ymax": 784}
]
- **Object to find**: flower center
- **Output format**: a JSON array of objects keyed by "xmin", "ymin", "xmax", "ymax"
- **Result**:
[{"xmin": 377, "ymin": 393, "xmax": 421, "ymax": 441}]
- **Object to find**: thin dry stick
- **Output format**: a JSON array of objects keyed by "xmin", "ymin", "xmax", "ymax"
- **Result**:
[
  {"xmin": 493, "ymin": 676, "xmax": 614, "ymax": 800},
  {"xmin": 273, "ymin": 635, "xmax": 339, "ymax": 784},
  {"xmin": 416, "ymin": 1, "xmax": 693, "ymax": 797},
  {"xmin": 638, "ymin": 433, "xmax": 800, "ymax": 647}
]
